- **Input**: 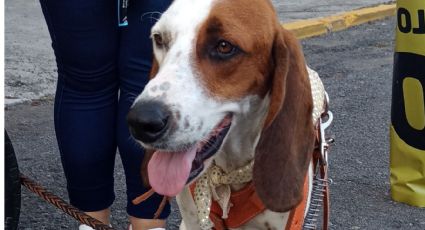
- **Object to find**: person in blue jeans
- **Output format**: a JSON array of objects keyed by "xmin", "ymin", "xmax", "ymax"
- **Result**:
[{"xmin": 39, "ymin": 0, "xmax": 172, "ymax": 229}]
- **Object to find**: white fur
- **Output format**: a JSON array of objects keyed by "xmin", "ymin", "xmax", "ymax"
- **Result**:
[
  {"xmin": 135, "ymin": 0, "xmax": 223, "ymax": 152},
  {"xmin": 133, "ymin": 0, "xmax": 313, "ymax": 229}
]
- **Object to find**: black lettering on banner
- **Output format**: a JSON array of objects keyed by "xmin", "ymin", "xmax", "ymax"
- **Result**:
[
  {"xmin": 398, "ymin": 8, "xmax": 412, "ymax": 33},
  {"xmin": 397, "ymin": 8, "xmax": 425, "ymax": 34},
  {"xmin": 413, "ymin": 10, "xmax": 425, "ymax": 34},
  {"xmin": 392, "ymin": 52, "xmax": 425, "ymax": 150}
]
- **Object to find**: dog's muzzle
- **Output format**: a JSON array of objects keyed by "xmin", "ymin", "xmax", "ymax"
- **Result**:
[{"xmin": 127, "ymin": 100, "xmax": 171, "ymax": 143}]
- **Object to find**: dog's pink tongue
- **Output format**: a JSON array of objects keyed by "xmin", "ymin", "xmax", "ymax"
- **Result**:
[{"xmin": 148, "ymin": 147, "xmax": 197, "ymax": 196}]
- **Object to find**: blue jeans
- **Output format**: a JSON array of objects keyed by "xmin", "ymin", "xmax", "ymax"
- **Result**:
[{"xmin": 39, "ymin": 0, "xmax": 171, "ymax": 219}]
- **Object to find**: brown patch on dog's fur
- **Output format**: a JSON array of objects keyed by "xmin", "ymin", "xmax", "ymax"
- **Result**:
[
  {"xmin": 150, "ymin": 58, "xmax": 159, "ymax": 80},
  {"xmin": 195, "ymin": 0, "xmax": 277, "ymax": 100}
]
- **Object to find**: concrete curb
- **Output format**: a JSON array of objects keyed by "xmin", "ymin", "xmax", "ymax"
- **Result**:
[{"xmin": 283, "ymin": 3, "xmax": 396, "ymax": 39}]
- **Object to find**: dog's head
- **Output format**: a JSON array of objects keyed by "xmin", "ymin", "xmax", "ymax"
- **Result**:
[{"xmin": 128, "ymin": 0, "xmax": 314, "ymax": 212}]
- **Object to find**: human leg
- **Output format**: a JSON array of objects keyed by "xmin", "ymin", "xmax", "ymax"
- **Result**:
[
  {"xmin": 39, "ymin": 0, "xmax": 119, "ymax": 224},
  {"xmin": 116, "ymin": 0, "xmax": 172, "ymax": 229}
]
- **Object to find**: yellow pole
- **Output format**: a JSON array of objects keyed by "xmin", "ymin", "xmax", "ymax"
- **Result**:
[{"xmin": 390, "ymin": 0, "xmax": 425, "ymax": 207}]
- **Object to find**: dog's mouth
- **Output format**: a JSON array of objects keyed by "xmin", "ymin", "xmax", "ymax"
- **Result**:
[
  {"xmin": 147, "ymin": 115, "xmax": 232, "ymax": 196},
  {"xmin": 187, "ymin": 116, "xmax": 232, "ymax": 184}
]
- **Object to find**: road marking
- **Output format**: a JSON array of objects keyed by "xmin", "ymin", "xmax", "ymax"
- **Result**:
[{"xmin": 283, "ymin": 4, "xmax": 396, "ymax": 39}]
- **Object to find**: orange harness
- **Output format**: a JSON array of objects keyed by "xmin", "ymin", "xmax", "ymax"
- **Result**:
[{"xmin": 189, "ymin": 173, "xmax": 310, "ymax": 230}]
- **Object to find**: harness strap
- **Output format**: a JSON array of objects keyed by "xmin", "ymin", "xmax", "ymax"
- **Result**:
[
  {"xmin": 209, "ymin": 212, "xmax": 225, "ymax": 230},
  {"xmin": 132, "ymin": 188, "xmax": 169, "ymax": 219},
  {"xmin": 310, "ymin": 148, "xmax": 330, "ymax": 230},
  {"xmin": 320, "ymin": 163, "xmax": 330, "ymax": 230},
  {"xmin": 285, "ymin": 174, "xmax": 310, "ymax": 230},
  {"xmin": 307, "ymin": 102, "xmax": 331, "ymax": 230},
  {"xmin": 190, "ymin": 182, "xmax": 266, "ymax": 229},
  {"xmin": 319, "ymin": 100, "xmax": 331, "ymax": 230}
]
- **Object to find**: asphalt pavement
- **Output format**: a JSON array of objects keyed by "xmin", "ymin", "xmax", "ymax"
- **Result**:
[
  {"xmin": 301, "ymin": 18, "xmax": 425, "ymax": 229},
  {"xmin": 7, "ymin": 17, "xmax": 425, "ymax": 229}
]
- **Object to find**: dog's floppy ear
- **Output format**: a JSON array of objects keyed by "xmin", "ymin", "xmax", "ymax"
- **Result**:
[
  {"xmin": 149, "ymin": 58, "xmax": 159, "ymax": 80},
  {"xmin": 253, "ymin": 26, "xmax": 315, "ymax": 212}
]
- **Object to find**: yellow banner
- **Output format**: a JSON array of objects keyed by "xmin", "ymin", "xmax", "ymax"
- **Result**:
[
  {"xmin": 391, "ymin": 0, "xmax": 425, "ymax": 208},
  {"xmin": 390, "ymin": 126, "xmax": 425, "ymax": 207}
]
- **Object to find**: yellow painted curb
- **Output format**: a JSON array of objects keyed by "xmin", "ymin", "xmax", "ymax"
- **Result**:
[{"xmin": 283, "ymin": 3, "xmax": 396, "ymax": 39}]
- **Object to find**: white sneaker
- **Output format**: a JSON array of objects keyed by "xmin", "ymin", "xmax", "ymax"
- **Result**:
[
  {"xmin": 79, "ymin": 225, "xmax": 95, "ymax": 230},
  {"xmin": 79, "ymin": 224, "xmax": 113, "ymax": 230},
  {"xmin": 127, "ymin": 224, "xmax": 165, "ymax": 230}
]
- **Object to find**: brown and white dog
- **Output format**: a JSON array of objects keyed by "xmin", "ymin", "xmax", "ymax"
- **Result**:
[{"xmin": 127, "ymin": 0, "xmax": 327, "ymax": 229}]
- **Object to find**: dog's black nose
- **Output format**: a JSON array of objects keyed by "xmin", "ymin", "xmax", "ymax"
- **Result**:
[{"xmin": 127, "ymin": 100, "xmax": 170, "ymax": 143}]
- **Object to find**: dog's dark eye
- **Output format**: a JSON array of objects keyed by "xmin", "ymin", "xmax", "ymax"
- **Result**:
[
  {"xmin": 217, "ymin": 41, "xmax": 234, "ymax": 54},
  {"xmin": 153, "ymin": 33, "xmax": 164, "ymax": 47},
  {"xmin": 211, "ymin": 40, "xmax": 239, "ymax": 60}
]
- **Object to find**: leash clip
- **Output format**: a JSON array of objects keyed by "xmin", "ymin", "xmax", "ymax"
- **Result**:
[{"xmin": 318, "ymin": 92, "xmax": 333, "ymax": 166}]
